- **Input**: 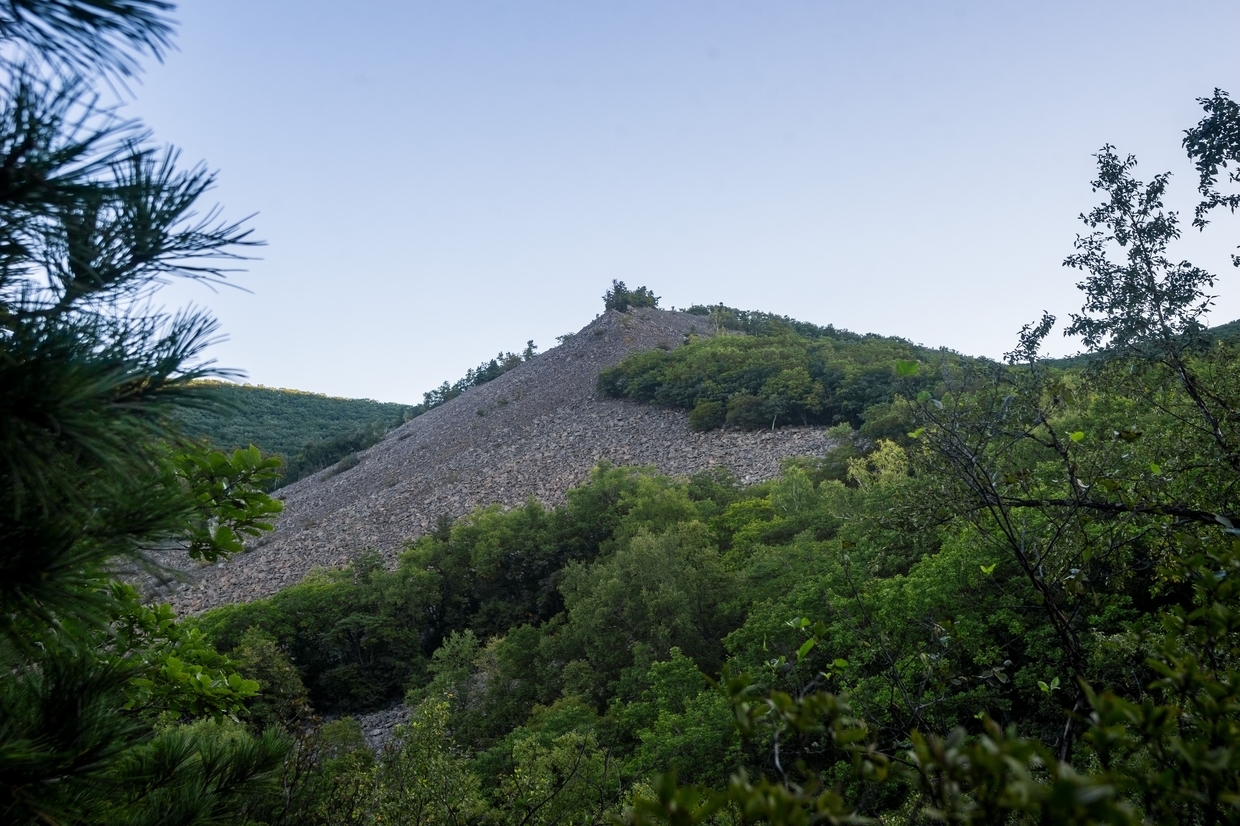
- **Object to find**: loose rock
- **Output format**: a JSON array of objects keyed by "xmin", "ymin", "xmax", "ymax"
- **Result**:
[{"xmin": 157, "ymin": 308, "xmax": 838, "ymax": 613}]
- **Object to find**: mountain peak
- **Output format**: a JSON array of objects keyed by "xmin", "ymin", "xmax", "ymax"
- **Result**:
[{"xmin": 163, "ymin": 306, "xmax": 838, "ymax": 612}]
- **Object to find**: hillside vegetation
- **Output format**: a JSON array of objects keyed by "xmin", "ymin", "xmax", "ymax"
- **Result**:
[
  {"xmin": 183, "ymin": 94, "xmax": 1240, "ymax": 824},
  {"xmin": 177, "ymin": 382, "xmax": 414, "ymax": 471},
  {"xmin": 195, "ymin": 308, "xmax": 1240, "ymax": 823},
  {"xmin": 179, "ymin": 343, "xmax": 536, "ymax": 486},
  {"xmin": 8, "ymin": 3, "xmax": 1240, "ymax": 825},
  {"xmin": 599, "ymin": 307, "xmax": 961, "ymax": 433}
]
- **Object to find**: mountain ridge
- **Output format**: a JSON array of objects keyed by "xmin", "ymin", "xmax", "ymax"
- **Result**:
[{"xmin": 162, "ymin": 307, "xmax": 839, "ymax": 613}]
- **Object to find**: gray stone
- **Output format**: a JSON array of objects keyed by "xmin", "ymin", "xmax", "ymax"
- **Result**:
[{"xmin": 155, "ymin": 308, "xmax": 838, "ymax": 614}]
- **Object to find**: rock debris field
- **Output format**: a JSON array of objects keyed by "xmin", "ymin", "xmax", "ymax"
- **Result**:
[{"xmin": 163, "ymin": 307, "xmax": 838, "ymax": 614}]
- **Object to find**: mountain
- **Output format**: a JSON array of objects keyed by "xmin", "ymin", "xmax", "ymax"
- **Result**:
[
  {"xmin": 162, "ymin": 307, "xmax": 840, "ymax": 613},
  {"xmin": 1043, "ymin": 316, "xmax": 1240, "ymax": 367},
  {"xmin": 177, "ymin": 383, "xmax": 414, "ymax": 460}
]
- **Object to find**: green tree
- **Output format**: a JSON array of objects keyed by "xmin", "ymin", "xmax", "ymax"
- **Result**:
[
  {"xmin": 499, "ymin": 729, "xmax": 615, "ymax": 826},
  {"xmin": 373, "ymin": 699, "xmax": 487, "ymax": 826},
  {"xmin": 620, "ymin": 89, "xmax": 1240, "ymax": 826},
  {"xmin": 604, "ymin": 280, "xmax": 660, "ymax": 312},
  {"xmin": 558, "ymin": 524, "xmax": 741, "ymax": 698},
  {"xmin": 0, "ymin": 3, "xmax": 288, "ymax": 823}
]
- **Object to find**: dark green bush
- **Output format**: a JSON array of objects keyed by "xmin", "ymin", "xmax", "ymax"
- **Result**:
[
  {"xmin": 725, "ymin": 394, "xmax": 769, "ymax": 430},
  {"xmin": 599, "ymin": 326, "xmax": 953, "ymax": 431},
  {"xmin": 194, "ymin": 465, "xmax": 676, "ymax": 717},
  {"xmin": 193, "ymin": 557, "xmax": 431, "ymax": 714},
  {"xmin": 604, "ymin": 280, "xmax": 660, "ymax": 312},
  {"xmin": 688, "ymin": 400, "xmax": 725, "ymax": 431}
]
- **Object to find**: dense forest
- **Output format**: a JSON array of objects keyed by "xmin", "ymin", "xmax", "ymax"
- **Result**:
[
  {"xmin": 4, "ymin": 3, "xmax": 1240, "ymax": 826},
  {"xmin": 598, "ymin": 315, "xmax": 956, "ymax": 432},
  {"xmin": 175, "ymin": 383, "xmax": 415, "ymax": 486}
]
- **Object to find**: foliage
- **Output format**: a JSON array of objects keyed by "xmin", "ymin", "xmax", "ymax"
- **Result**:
[
  {"xmin": 616, "ymin": 88, "xmax": 1240, "ymax": 824},
  {"xmin": 557, "ymin": 524, "xmax": 741, "ymax": 699},
  {"xmin": 684, "ymin": 303, "xmax": 865, "ymax": 341},
  {"xmin": 193, "ymin": 553, "xmax": 432, "ymax": 714},
  {"xmin": 230, "ymin": 627, "xmax": 311, "ymax": 732},
  {"xmin": 268, "ymin": 717, "xmax": 377, "ymax": 826},
  {"xmin": 605, "ymin": 280, "xmax": 660, "ymax": 312},
  {"xmin": 175, "ymin": 381, "xmax": 416, "ymax": 486},
  {"xmin": 417, "ymin": 345, "xmax": 533, "ymax": 411},
  {"xmin": 599, "ymin": 325, "xmax": 950, "ymax": 430},
  {"xmin": 0, "ymin": 4, "xmax": 290, "ymax": 823},
  {"xmin": 177, "ymin": 445, "xmax": 284, "ymax": 557},
  {"xmin": 96, "ymin": 720, "xmax": 289, "ymax": 826},
  {"xmin": 108, "ymin": 582, "xmax": 260, "ymax": 719},
  {"xmin": 1184, "ymin": 87, "xmax": 1240, "ymax": 242},
  {"xmin": 372, "ymin": 699, "xmax": 488, "ymax": 825},
  {"xmin": 688, "ymin": 399, "xmax": 725, "ymax": 431},
  {"xmin": 178, "ymin": 88, "xmax": 1240, "ymax": 826},
  {"xmin": 497, "ymin": 727, "xmax": 617, "ymax": 826}
]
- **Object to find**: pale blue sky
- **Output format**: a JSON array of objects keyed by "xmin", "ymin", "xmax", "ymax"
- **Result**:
[{"xmin": 137, "ymin": 1, "xmax": 1240, "ymax": 403}]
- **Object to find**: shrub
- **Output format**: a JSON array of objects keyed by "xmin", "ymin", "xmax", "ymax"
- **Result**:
[
  {"xmin": 598, "ymin": 327, "xmax": 949, "ymax": 432},
  {"xmin": 725, "ymin": 394, "xmax": 769, "ymax": 430},
  {"xmin": 231, "ymin": 628, "xmax": 311, "ymax": 732},
  {"xmin": 688, "ymin": 400, "xmax": 726, "ymax": 431},
  {"xmin": 604, "ymin": 280, "xmax": 660, "ymax": 312},
  {"xmin": 321, "ymin": 451, "xmax": 361, "ymax": 479}
]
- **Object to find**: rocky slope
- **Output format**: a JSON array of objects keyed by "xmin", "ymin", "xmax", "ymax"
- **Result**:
[{"xmin": 164, "ymin": 307, "xmax": 838, "ymax": 613}]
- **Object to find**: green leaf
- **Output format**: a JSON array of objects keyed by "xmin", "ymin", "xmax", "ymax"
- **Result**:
[
  {"xmin": 797, "ymin": 638, "xmax": 817, "ymax": 659},
  {"xmin": 895, "ymin": 359, "xmax": 920, "ymax": 377},
  {"xmin": 1068, "ymin": 431, "xmax": 1086, "ymax": 442}
]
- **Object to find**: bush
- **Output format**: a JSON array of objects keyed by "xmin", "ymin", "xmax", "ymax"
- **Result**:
[
  {"xmin": 688, "ymin": 400, "xmax": 725, "ymax": 431},
  {"xmin": 231, "ymin": 628, "xmax": 311, "ymax": 732},
  {"xmin": 598, "ymin": 326, "xmax": 952, "ymax": 432},
  {"xmin": 725, "ymin": 394, "xmax": 769, "ymax": 430},
  {"xmin": 604, "ymin": 280, "xmax": 660, "ymax": 312},
  {"xmin": 321, "ymin": 451, "xmax": 361, "ymax": 479}
]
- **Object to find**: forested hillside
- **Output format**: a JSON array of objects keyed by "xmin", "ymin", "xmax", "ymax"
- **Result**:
[
  {"xmin": 179, "ymin": 343, "xmax": 535, "ymax": 486},
  {"xmin": 194, "ymin": 280, "xmax": 1240, "ymax": 823},
  {"xmin": 176, "ymin": 382, "xmax": 414, "ymax": 481},
  {"xmin": 182, "ymin": 93, "xmax": 1240, "ymax": 824},
  {"xmin": 6, "ymin": 3, "xmax": 1240, "ymax": 825},
  {"xmin": 599, "ymin": 308, "xmax": 961, "ymax": 433}
]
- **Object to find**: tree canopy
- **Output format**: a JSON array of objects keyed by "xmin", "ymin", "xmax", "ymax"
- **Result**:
[{"xmin": 0, "ymin": 3, "xmax": 291, "ymax": 823}]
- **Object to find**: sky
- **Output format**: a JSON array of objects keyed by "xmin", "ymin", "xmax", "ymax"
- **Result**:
[{"xmin": 133, "ymin": 0, "xmax": 1240, "ymax": 404}]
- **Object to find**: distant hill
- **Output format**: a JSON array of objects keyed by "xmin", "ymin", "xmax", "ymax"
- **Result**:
[
  {"xmin": 176, "ymin": 383, "xmax": 415, "ymax": 485},
  {"xmin": 1043, "ymin": 317, "xmax": 1240, "ymax": 368},
  {"xmin": 1209, "ymin": 317, "xmax": 1240, "ymax": 341},
  {"xmin": 178, "ymin": 343, "xmax": 536, "ymax": 486},
  {"xmin": 164, "ymin": 308, "xmax": 846, "ymax": 614}
]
